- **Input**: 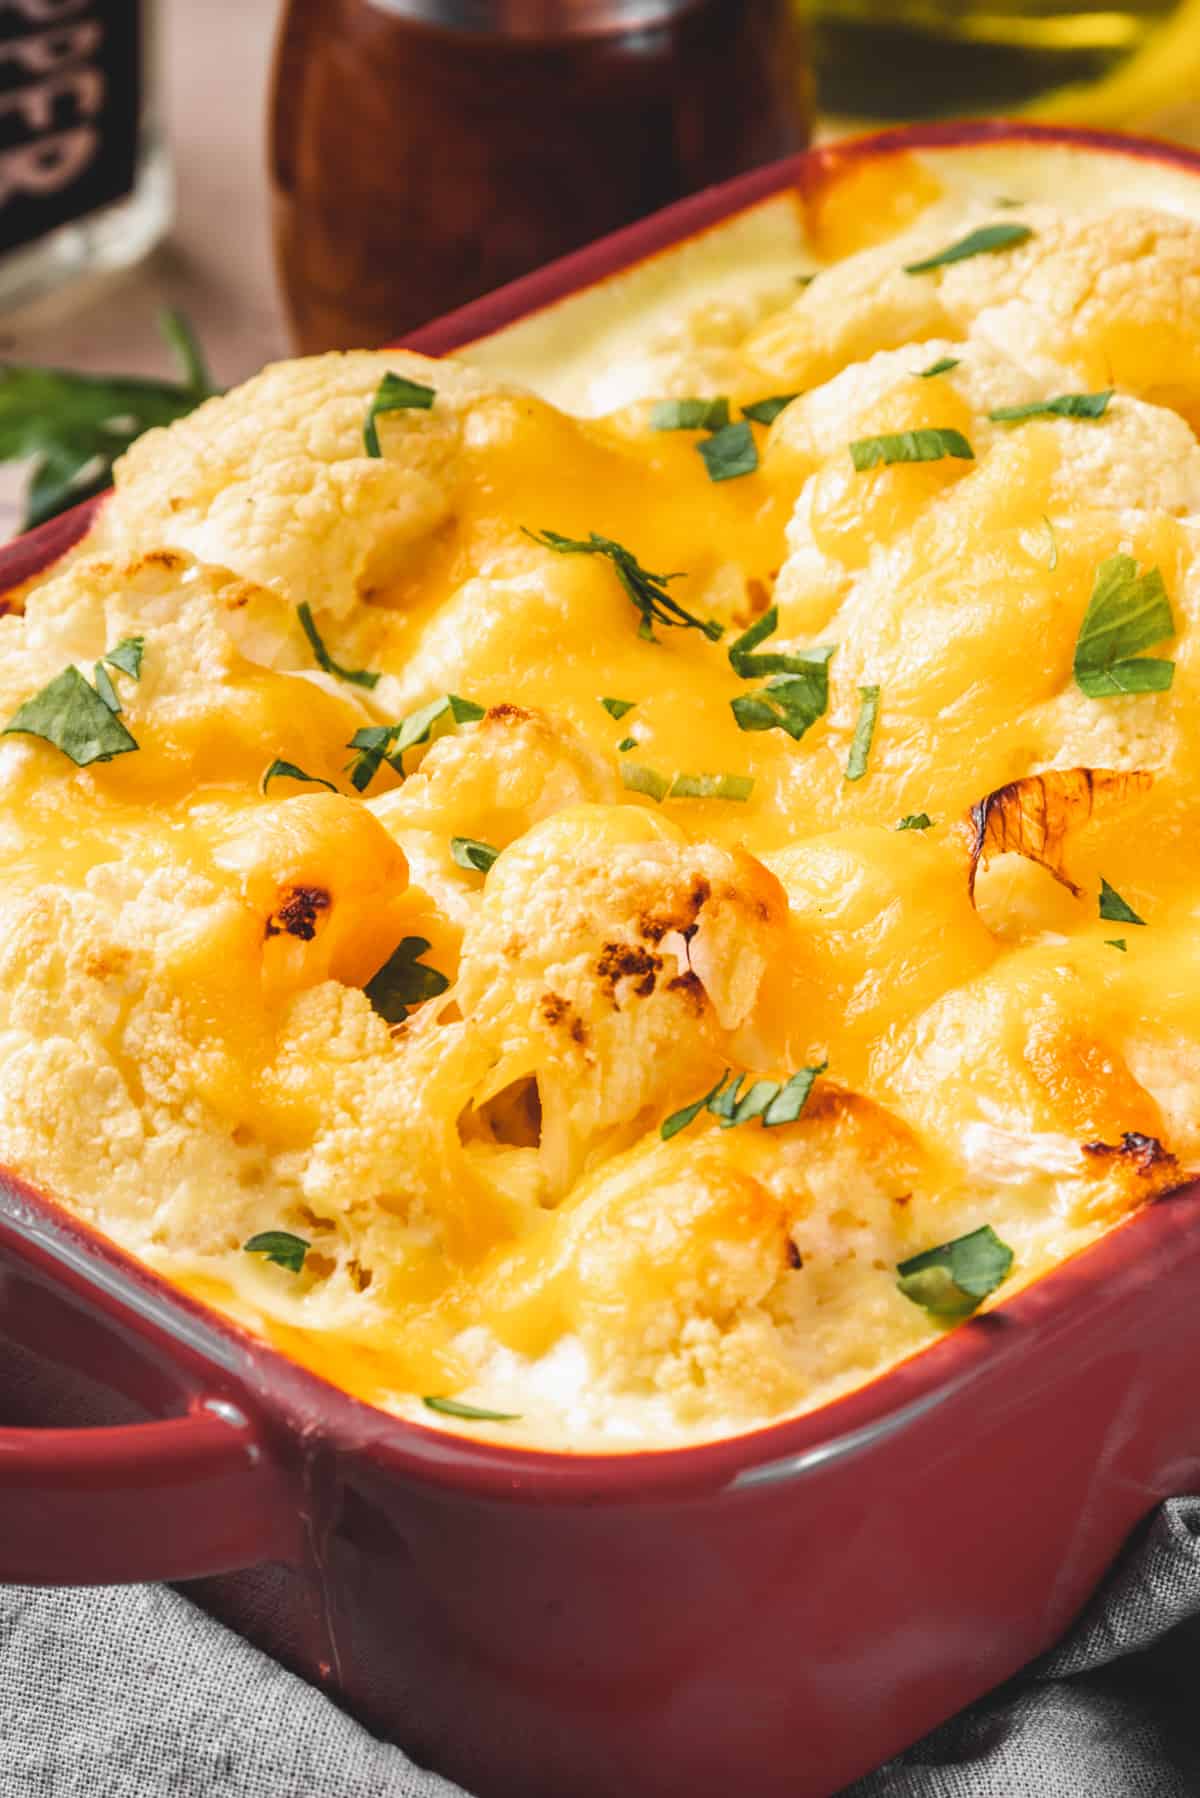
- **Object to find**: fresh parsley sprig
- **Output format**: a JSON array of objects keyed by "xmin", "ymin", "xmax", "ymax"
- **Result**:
[
  {"xmin": 524, "ymin": 528, "xmax": 722, "ymax": 643},
  {"xmin": 0, "ymin": 307, "xmax": 216, "ymax": 530}
]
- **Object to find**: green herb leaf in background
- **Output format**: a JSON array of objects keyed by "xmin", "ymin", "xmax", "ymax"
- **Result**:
[
  {"xmin": 3, "ymin": 664, "xmax": 138, "ymax": 765},
  {"xmin": 915, "ymin": 357, "xmax": 960, "ymax": 379},
  {"xmin": 904, "ymin": 222, "xmax": 1033, "ymax": 275},
  {"xmin": 896, "ymin": 813, "xmax": 933, "ymax": 831},
  {"xmin": 364, "ymin": 935, "xmax": 450, "ymax": 1023},
  {"xmin": 600, "ymin": 696, "xmax": 635, "ymax": 719},
  {"xmin": 896, "ymin": 1225, "xmax": 1013, "ymax": 1318},
  {"xmin": 363, "ymin": 370, "xmax": 435, "ymax": 457},
  {"xmin": 668, "ymin": 771, "xmax": 754, "ymax": 801},
  {"xmin": 1073, "ymin": 554, "xmax": 1175, "ymax": 698},
  {"xmin": 92, "ymin": 635, "xmax": 145, "ymax": 714},
  {"xmin": 0, "ymin": 307, "xmax": 216, "ymax": 531},
  {"xmin": 243, "ymin": 1230, "xmax": 310, "ymax": 1274},
  {"xmin": 661, "ymin": 1062, "xmax": 827, "ymax": 1140}
]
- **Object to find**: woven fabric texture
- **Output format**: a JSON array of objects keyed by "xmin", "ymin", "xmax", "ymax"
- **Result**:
[{"xmin": 6, "ymin": 1498, "xmax": 1200, "ymax": 1796}]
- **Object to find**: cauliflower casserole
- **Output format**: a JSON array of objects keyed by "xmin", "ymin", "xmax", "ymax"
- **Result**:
[{"xmin": 4, "ymin": 144, "xmax": 1200, "ymax": 1447}]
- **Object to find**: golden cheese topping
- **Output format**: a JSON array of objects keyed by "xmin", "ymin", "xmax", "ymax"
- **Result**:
[{"xmin": 5, "ymin": 147, "xmax": 1200, "ymax": 1447}]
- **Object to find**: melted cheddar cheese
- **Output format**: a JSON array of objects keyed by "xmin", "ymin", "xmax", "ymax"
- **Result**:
[{"xmin": 6, "ymin": 143, "xmax": 1200, "ymax": 1447}]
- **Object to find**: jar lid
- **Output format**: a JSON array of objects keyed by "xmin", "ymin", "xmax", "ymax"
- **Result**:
[{"xmin": 365, "ymin": 0, "xmax": 700, "ymax": 35}]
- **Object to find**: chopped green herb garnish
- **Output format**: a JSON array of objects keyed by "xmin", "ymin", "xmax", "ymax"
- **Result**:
[
  {"xmin": 1098, "ymin": 878, "xmax": 1145, "ymax": 927},
  {"xmin": 669, "ymin": 771, "xmax": 754, "ymax": 802},
  {"xmin": 741, "ymin": 394, "xmax": 800, "ymax": 426},
  {"xmin": 450, "ymin": 836, "xmax": 499, "ymax": 874},
  {"xmin": 904, "ymin": 222, "xmax": 1032, "ymax": 275},
  {"xmin": 345, "ymin": 694, "xmax": 484, "ymax": 790},
  {"xmin": 850, "ymin": 428, "xmax": 974, "ymax": 471},
  {"xmin": 731, "ymin": 662, "xmax": 832, "ymax": 743},
  {"xmin": 989, "ymin": 390, "xmax": 1112, "ymax": 424},
  {"xmin": 92, "ymin": 662, "xmax": 119, "ymax": 713},
  {"xmin": 92, "ymin": 637, "xmax": 144, "ymax": 714},
  {"xmin": 845, "ymin": 685, "xmax": 880, "ymax": 782},
  {"xmin": 297, "ymin": 601, "xmax": 380, "ymax": 690},
  {"xmin": 896, "ymin": 813, "xmax": 933, "ymax": 831},
  {"xmin": 600, "ymin": 696, "xmax": 635, "ymax": 719},
  {"xmin": 661, "ymin": 1062, "xmax": 826, "ymax": 1140},
  {"xmin": 3, "ymin": 664, "xmax": 138, "ymax": 766},
  {"xmin": 422, "ymin": 1396, "xmax": 521, "ymax": 1422},
  {"xmin": 1020, "ymin": 514, "xmax": 1058, "ymax": 571},
  {"xmin": 896, "ymin": 1224, "xmax": 1013, "ymax": 1318},
  {"xmin": 698, "ymin": 420, "xmax": 758, "ymax": 482},
  {"xmin": 617, "ymin": 735, "xmax": 636, "ymax": 752},
  {"xmin": 650, "ymin": 396, "xmax": 730, "ymax": 432},
  {"xmin": 261, "ymin": 758, "xmax": 337, "ymax": 795},
  {"xmin": 524, "ymin": 528, "xmax": 722, "ymax": 643},
  {"xmin": 364, "ymin": 936, "xmax": 450, "ymax": 1023},
  {"xmin": 620, "ymin": 762, "xmax": 671, "ymax": 802},
  {"xmin": 363, "ymin": 370, "xmax": 435, "ymax": 456},
  {"xmin": 1105, "ymin": 938, "xmax": 1127, "ymax": 952},
  {"xmin": 1073, "ymin": 554, "xmax": 1175, "ymax": 698},
  {"xmin": 243, "ymin": 1230, "xmax": 309, "ymax": 1274},
  {"xmin": 915, "ymin": 357, "xmax": 960, "ymax": 379}
]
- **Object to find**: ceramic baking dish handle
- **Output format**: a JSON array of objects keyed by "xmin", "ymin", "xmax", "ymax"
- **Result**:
[{"xmin": 0, "ymin": 1395, "xmax": 295, "ymax": 1584}]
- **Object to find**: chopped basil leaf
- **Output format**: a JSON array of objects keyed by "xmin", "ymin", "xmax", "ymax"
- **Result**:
[
  {"xmin": 850, "ymin": 428, "xmax": 974, "ymax": 471},
  {"xmin": 103, "ymin": 636, "xmax": 144, "ymax": 680},
  {"xmin": 93, "ymin": 661, "xmax": 119, "ymax": 713},
  {"xmin": 450, "ymin": 835, "xmax": 499, "ymax": 874},
  {"xmin": 846, "ymin": 685, "xmax": 880, "ymax": 782},
  {"xmin": 3, "ymin": 664, "xmax": 138, "ymax": 766},
  {"xmin": 1105, "ymin": 938, "xmax": 1127, "ymax": 952},
  {"xmin": 989, "ymin": 390, "xmax": 1112, "ymax": 424},
  {"xmin": 422, "ymin": 1396, "xmax": 521, "ymax": 1422},
  {"xmin": 600, "ymin": 696, "xmax": 635, "ymax": 719},
  {"xmin": 698, "ymin": 420, "xmax": 758, "ymax": 483},
  {"xmin": 669, "ymin": 771, "xmax": 754, "ymax": 802},
  {"xmin": 363, "ymin": 370, "xmax": 435, "ymax": 457},
  {"xmin": 731, "ymin": 659, "xmax": 832, "ymax": 743},
  {"xmin": 261, "ymin": 758, "xmax": 337, "ymax": 795},
  {"xmin": 896, "ymin": 1224, "xmax": 1013, "ymax": 1318},
  {"xmin": 896, "ymin": 812, "xmax": 933, "ymax": 831},
  {"xmin": 617, "ymin": 735, "xmax": 636, "ymax": 752},
  {"xmin": 728, "ymin": 605, "xmax": 836, "ymax": 685},
  {"xmin": 741, "ymin": 393, "xmax": 800, "ymax": 426},
  {"xmin": 650, "ymin": 396, "xmax": 730, "ymax": 432},
  {"xmin": 1098, "ymin": 877, "xmax": 1145, "ymax": 926},
  {"xmin": 364, "ymin": 936, "xmax": 450, "ymax": 1023},
  {"xmin": 915, "ymin": 357, "xmax": 960, "ymax": 379},
  {"xmin": 1073, "ymin": 554, "xmax": 1175, "ymax": 698},
  {"xmin": 297, "ymin": 601, "xmax": 380, "ymax": 690},
  {"xmin": 904, "ymin": 222, "xmax": 1033, "ymax": 275},
  {"xmin": 525, "ymin": 528, "xmax": 722, "ymax": 643},
  {"xmin": 621, "ymin": 762, "xmax": 671, "ymax": 802},
  {"xmin": 662, "ymin": 1062, "xmax": 826, "ymax": 1140},
  {"xmin": 243, "ymin": 1230, "xmax": 309, "ymax": 1274},
  {"xmin": 345, "ymin": 694, "xmax": 484, "ymax": 790}
]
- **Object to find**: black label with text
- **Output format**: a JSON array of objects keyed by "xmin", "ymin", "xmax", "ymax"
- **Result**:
[{"xmin": 0, "ymin": 0, "xmax": 141, "ymax": 254}]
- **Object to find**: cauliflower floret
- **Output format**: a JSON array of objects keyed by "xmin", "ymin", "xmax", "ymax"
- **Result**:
[
  {"xmin": 85, "ymin": 349, "xmax": 514, "ymax": 625},
  {"xmin": 451, "ymin": 803, "xmax": 789, "ymax": 1195}
]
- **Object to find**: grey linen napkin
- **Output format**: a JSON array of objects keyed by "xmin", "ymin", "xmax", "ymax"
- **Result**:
[{"xmin": 6, "ymin": 1499, "xmax": 1200, "ymax": 1797}]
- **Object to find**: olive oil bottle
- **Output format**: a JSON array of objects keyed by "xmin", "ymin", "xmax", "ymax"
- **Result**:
[{"xmin": 804, "ymin": 0, "xmax": 1200, "ymax": 129}]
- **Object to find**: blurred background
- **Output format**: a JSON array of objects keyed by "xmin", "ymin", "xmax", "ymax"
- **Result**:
[{"xmin": 2, "ymin": 0, "xmax": 1200, "ymax": 534}]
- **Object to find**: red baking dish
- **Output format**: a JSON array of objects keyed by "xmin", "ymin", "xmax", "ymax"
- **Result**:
[{"xmin": 7, "ymin": 120, "xmax": 1200, "ymax": 1798}]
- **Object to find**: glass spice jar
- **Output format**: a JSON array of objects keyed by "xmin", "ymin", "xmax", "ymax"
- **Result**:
[{"xmin": 270, "ymin": 0, "xmax": 812, "ymax": 354}]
